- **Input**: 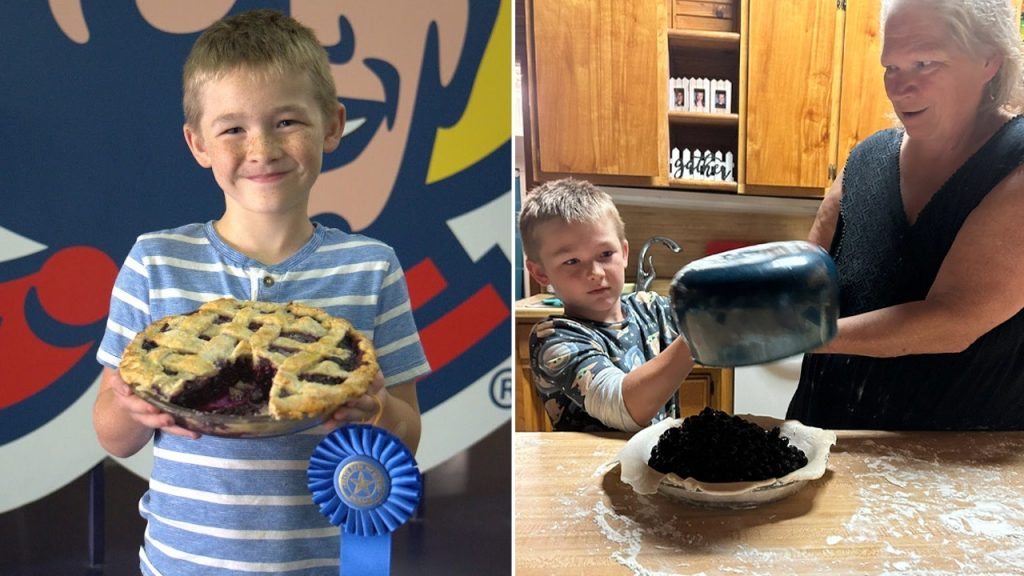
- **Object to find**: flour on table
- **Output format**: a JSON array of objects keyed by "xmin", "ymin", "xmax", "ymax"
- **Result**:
[
  {"xmin": 593, "ymin": 500, "xmax": 685, "ymax": 576},
  {"xmin": 572, "ymin": 437, "xmax": 1024, "ymax": 576},
  {"xmin": 839, "ymin": 438, "xmax": 1024, "ymax": 575}
]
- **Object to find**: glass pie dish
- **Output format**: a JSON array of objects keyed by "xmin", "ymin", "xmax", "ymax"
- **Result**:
[
  {"xmin": 617, "ymin": 414, "xmax": 837, "ymax": 509},
  {"xmin": 134, "ymin": 388, "xmax": 335, "ymax": 438}
]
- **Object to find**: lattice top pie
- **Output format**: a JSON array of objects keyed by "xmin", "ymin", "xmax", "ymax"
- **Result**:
[{"xmin": 120, "ymin": 298, "xmax": 378, "ymax": 420}]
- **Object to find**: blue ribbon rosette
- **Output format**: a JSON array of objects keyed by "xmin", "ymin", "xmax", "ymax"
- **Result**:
[{"xmin": 308, "ymin": 424, "xmax": 422, "ymax": 576}]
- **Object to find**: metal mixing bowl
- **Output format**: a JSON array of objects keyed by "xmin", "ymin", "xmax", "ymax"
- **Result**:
[{"xmin": 670, "ymin": 241, "xmax": 839, "ymax": 367}]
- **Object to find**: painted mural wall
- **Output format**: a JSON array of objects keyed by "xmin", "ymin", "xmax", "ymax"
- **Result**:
[{"xmin": 0, "ymin": 0, "xmax": 511, "ymax": 512}]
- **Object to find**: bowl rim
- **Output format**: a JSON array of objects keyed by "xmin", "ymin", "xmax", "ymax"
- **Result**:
[
  {"xmin": 617, "ymin": 413, "xmax": 838, "ymax": 503},
  {"xmin": 656, "ymin": 414, "xmax": 836, "ymax": 495}
]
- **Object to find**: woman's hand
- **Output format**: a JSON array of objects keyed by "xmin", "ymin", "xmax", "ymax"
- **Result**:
[{"xmin": 323, "ymin": 372, "xmax": 387, "ymax": 430}]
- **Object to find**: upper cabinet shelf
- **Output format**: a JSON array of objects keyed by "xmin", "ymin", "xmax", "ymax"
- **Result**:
[
  {"xmin": 669, "ymin": 111, "xmax": 738, "ymax": 127},
  {"xmin": 667, "ymin": 29, "xmax": 740, "ymax": 51}
]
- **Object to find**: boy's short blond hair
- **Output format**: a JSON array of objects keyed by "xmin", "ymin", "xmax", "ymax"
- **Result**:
[
  {"xmin": 182, "ymin": 10, "xmax": 338, "ymax": 128},
  {"xmin": 519, "ymin": 178, "xmax": 626, "ymax": 262}
]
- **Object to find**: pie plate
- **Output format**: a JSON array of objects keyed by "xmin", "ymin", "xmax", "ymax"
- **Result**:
[
  {"xmin": 134, "ymin": 389, "xmax": 334, "ymax": 439},
  {"xmin": 617, "ymin": 414, "xmax": 837, "ymax": 509}
]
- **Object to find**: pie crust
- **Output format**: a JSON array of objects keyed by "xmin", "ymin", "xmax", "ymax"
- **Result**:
[{"xmin": 119, "ymin": 298, "xmax": 379, "ymax": 420}]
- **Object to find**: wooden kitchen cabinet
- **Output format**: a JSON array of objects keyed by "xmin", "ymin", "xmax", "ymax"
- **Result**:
[
  {"xmin": 744, "ymin": 0, "xmax": 894, "ymax": 197},
  {"xmin": 835, "ymin": 0, "xmax": 891, "ymax": 178},
  {"xmin": 514, "ymin": 295, "xmax": 733, "ymax": 432},
  {"xmin": 521, "ymin": 0, "xmax": 746, "ymax": 192},
  {"xmin": 515, "ymin": 300, "xmax": 552, "ymax": 432},
  {"xmin": 666, "ymin": 23, "xmax": 743, "ymax": 192},
  {"xmin": 677, "ymin": 367, "xmax": 734, "ymax": 418},
  {"xmin": 522, "ymin": 0, "xmax": 667, "ymax": 184},
  {"xmin": 744, "ymin": 0, "xmax": 841, "ymax": 195}
]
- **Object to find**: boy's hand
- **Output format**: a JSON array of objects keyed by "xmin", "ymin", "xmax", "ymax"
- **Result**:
[
  {"xmin": 323, "ymin": 372, "xmax": 387, "ymax": 430},
  {"xmin": 111, "ymin": 375, "xmax": 201, "ymax": 440}
]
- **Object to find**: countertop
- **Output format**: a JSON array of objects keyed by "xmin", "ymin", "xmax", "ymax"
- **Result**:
[
  {"xmin": 514, "ymin": 293, "xmax": 564, "ymax": 320},
  {"xmin": 515, "ymin": 281, "xmax": 674, "ymax": 320},
  {"xmin": 515, "ymin": 430, "xmax": 1024, "ymax": 575}
]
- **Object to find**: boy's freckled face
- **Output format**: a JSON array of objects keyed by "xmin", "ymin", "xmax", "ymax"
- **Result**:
[
  {"xmin": 184, "ymin": 68, "xmax": 342, "ymax": 218},
  {"xmin": 529, "ymin": 219, "xmax": 628, "ymax": 323}
]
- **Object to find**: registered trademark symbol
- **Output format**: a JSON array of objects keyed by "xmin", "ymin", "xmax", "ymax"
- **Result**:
[{"xmin": 489, "ymin": 368, "xmax": 511, "ymax": 409}]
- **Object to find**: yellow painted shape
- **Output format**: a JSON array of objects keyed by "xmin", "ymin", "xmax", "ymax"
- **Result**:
[{"xmin": 427, "ymin": 0, "xmax": 511, "ymax": 184}]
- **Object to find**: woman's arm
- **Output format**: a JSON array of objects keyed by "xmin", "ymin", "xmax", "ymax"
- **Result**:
[
  {"xmin": 809, "ymin": 167, "xmax": 844, "ymax": 250},
  {"xmin": 820, "ymin": 165, "xmax": 1024, "ymax": 356}
]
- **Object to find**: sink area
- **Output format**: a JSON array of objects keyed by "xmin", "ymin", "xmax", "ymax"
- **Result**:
[{"xmin": 635, "ymin": 235, "xmax": 681, "ymax": 293}]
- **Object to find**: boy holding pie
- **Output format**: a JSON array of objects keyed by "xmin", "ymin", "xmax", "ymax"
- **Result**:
[{"xmin": 92, "ymin": 10, "xmax": 430, "ymax": 575}]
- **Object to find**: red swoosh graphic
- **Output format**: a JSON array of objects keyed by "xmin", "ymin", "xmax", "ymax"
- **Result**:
[{"xmin": 0, "ymin": 246, "xmax": 116, "ymax": 409}]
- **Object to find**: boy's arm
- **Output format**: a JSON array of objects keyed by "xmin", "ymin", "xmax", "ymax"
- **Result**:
[
  {"xmin": 377, "ymin": 380, "xmax": 420, "ymax": 454},
  {"xmin": 334, "ymin": 248, "xmax": 427, "ymax": 453},
  {"xmin": 93, "ymin": 367, "xmax": 200, "ymax": 458},
  {"xmin": 326, "ymin": 375, "xmax": 422, "ymax": 454},
  {"xmin": 619, "ymin": 294, "xmax": 695, "ymax": 425},
  {"xmin": 533, "ymin": 317, "xmax": 692, "ymax": 431},
  {"xmin": 619, "ymin": 336, "xmax": 694, "ymax": 425}
]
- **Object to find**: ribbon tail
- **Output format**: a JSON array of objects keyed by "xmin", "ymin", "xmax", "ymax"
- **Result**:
[{"xmin": 341, "ymin": 533, "xmax": 390, "ymax": 576}]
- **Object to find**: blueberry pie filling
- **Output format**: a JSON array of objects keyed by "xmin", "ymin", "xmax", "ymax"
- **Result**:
[
  {"xmin": 649, "ymin": 408, "xmax": 808, "ymax": 483},
  {"xmin": 120, "ymin": 298, "xmax": 378, "ymax": 420},
  {"xmin": 170, "ymin": 358, "xmax": 269, "ymax": 415}
]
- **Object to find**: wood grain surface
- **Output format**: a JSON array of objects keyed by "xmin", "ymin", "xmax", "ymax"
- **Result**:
[
  {"xmin": 516, "ymin": 430, "xmax": 1024, "ymax": 575},
  {"xmin": 745, "ymin": 0, "xmax": 836, "ymax": 190},
  {"xmin": 528, "ymin": 0, "xmax": 666, "ymax": 177},
  {"xmin": 836, "ymin": 0, "xmax": 892, "ymax": 177}
]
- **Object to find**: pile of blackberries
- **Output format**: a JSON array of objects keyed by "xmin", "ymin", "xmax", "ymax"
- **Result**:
[{"xmin": 648, "ymin": 408, "xmax": 808, "ymax": 483}]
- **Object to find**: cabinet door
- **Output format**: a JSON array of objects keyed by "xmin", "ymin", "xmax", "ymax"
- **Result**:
[
  {"xmin": 526, "ymin": 0, "xmax": 665, "ymax": 177},
  {"xmin": 836, "ymin": 0, "xmax": 891, "ymax": 175},
  {"xmin": 745, "ymin": 0, "xmax": 837, "ymax": 191},
  {"xmin": 676, "ymin": 367, "xmax": 734, "ymax": 417},
  {"xmin": 677, "ymin": 373, "xmax": 714, "ymax": 417},
  {"xmin": 515, "ymin": 317, "xmax": 552, "ymax": 432}
]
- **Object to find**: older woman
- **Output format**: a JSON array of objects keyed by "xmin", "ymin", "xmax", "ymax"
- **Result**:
[{"xmin": 787, "ymin": 0, "xmax": 1024, "ymax": 429}]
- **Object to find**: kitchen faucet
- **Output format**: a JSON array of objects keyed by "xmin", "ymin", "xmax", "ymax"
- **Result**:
[{"xmin": 636, "ymin": 235, "xmax": 682, "ymax": 292}]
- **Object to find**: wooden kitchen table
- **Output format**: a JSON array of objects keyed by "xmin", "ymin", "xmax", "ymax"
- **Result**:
[{"xmin": 515, "ymin": 431, "xmax": 1024, "ymax": 575}]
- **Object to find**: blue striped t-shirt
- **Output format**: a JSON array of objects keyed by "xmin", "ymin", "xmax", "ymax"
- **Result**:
[{"xmin": 96, "ymin": 221, "xmax": 431, "ymax": 576}]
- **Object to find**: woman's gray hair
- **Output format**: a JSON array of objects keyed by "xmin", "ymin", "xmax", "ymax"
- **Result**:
[{"xmin": 881, "ymin": 0, "xmax": 1024, "ymax": 113}]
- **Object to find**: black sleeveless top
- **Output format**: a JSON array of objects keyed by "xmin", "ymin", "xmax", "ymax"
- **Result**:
[{"xmin": 787, "ymin": 116, "xmax": 1024, "ymax": 430}]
